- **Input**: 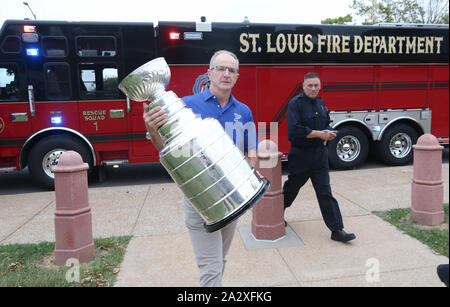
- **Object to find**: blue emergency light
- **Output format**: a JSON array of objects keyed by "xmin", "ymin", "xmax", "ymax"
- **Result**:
[
  {"xmin": 26, "ymin": 48, "xmax": 39, "ymax": 56},
  {"xmin": 51, "ymin": 116, "xmax": 63, "ymax": 124}
]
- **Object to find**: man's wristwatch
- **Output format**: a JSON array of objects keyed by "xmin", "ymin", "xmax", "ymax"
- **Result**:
[{"xmin": 145, "ymin": 131, "xmax": 152, "ymax": 141}]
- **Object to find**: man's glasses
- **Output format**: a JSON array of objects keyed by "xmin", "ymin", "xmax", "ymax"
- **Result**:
[{"xmin": 211, "ymin": 66, "xmax": 238, "ymax": 74}]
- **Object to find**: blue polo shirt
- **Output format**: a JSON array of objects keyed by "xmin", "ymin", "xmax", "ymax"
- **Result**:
[{"xmin": 182, "ymin": 88, "xmax": 257, "ymax": 153}]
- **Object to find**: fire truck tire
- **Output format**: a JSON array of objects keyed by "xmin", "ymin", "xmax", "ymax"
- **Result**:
[
  {"xmin": 327, "ymin": 126, "xmax": 369, "ymax": 170},
  {"xmin": 376, "ymin": 124, "xmax": 418, "ymax": 166},
  {"xmin": 28, "ymin": 135, "xmax": 93, "ymax": 190}
]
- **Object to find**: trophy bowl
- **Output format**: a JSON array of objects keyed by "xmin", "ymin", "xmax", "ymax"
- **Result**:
[{"xmin": 119, "ymin": 57, "xmax": 269, "ymax": 232}]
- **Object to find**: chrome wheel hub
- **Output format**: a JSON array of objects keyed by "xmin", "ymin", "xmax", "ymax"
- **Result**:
[
  {"xmin": 389, "ymin": 133, "xmax": 412, "ymax": 158},
  {"xmin": 42, "ymin": 149, "xmax": 66, "ymax": 178},
  {"xmin": 337, "ymin": 136, "xmax": 361, "ymax": 162}
]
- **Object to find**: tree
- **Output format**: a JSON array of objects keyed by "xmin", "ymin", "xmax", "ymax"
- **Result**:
[
  {"xmin": 321, "ymin": 14, "xmax": 353, "ymax": 24},
  {"xmin": 421, "ymin": 0, "xmax": 449, "ymax": 23},
  {"xmin": 350, "ymin": 0, "xmax": 449, "ymax": 24}
]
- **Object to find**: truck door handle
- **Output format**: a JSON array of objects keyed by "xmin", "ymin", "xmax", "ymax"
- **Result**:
[
  {"xmin": 11, "ymin": 113, "xmax": 29, "ymax": 122},
  {"xmin": 126, "ymin": 97, "xmax": 131, "ymax": 113},
  {"xmin": 28, "ymin": 85, "xmax": 35, "ymax": 116},
  {"xmin": 110, "ymin": 109, "xmax": 125, "ymax": 118}
]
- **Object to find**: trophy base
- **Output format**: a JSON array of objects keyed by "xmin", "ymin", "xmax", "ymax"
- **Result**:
[{"xmin": 204, "ymin": 178, "xmax": 270, "ymax": 233}]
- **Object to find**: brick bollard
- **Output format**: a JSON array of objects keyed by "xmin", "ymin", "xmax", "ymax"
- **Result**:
[
  {"xmin": 410, "ymin": 134, "xmax": 444, "ymax": 226},
  {"xmin": 52, "ymin": 150, "xmax": 94, "ymax": 265},
  {"xmin": 251, "ymin": 140, "xmax": 285, "ymax": 240}
]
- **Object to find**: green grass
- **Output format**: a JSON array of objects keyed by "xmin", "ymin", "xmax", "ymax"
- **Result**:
[
  {"xmin": 2, "ymin": 205, "xmax": 448, "ymax": 286},
  {"xmin": 0, "ymin": 236, "xmax": 132, "ymax": 287},
  {"xmin": 373, "ymin": 204, "xmax": 449, "ymax": 257}
]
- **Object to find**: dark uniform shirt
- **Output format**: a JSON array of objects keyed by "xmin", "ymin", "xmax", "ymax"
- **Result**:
[{"xmin": 286, "ymin": 92, "xmax": 333, "ymax": 173}]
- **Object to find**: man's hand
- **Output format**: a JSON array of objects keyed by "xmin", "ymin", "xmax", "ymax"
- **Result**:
[
  {"xmin": 307, "ymin": 129, "xmax": 338, "ymax": 141},
  {"xmin": 321, "ymin": 130, "xmax": 338, "ymax": 141},
  {"xmin": 143, "ymin": 103, "xmax": 168, "ymax": 151},
  {"xmin": 143, "ymin": 104, "xmax": 168, "ymax": 134}
]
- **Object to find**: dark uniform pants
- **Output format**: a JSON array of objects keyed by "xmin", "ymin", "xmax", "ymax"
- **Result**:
[{"xmin": 283, "ymin": 167, "xmax": 344, "ymax": 232}]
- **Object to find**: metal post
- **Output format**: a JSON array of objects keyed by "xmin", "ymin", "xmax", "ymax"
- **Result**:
[{"xmin": 23, "ymin": 2, "xmax": 37, "ymax": 20}]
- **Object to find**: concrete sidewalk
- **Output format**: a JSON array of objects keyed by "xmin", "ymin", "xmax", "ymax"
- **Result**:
[{"xmin": 0, "ymin": 164, "xmax": 448, "ymax": 287}]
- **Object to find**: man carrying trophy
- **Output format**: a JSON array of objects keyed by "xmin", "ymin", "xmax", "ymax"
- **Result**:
[{"xmin": 142, "ymin": 50, "xmax": 258, "ymax": 287}]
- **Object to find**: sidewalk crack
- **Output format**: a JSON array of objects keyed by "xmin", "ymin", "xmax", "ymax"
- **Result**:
[
  {"xmin": 130, "ymin": 185, "xmax": 151, "ymax": 235},
  {"xmin": 0, "ymin": 199, "xmax": 54, "ymax": 244}
]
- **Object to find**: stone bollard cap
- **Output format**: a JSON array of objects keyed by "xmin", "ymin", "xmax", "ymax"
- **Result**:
[
  {"xmin": 257, "ymin": 140, "xmax": 281, "ymax": 159},
  {"xmin": 52, "ymin": 150, "xmax": 89, "ymax": 173},
  {"xmin": 413, "ymin": 133, "xmax": 443, "ymax": 151}
]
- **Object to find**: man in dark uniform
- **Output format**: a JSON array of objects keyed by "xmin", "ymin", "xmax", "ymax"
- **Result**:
[{"xmin": 283, "ymin": 72, "xmax": 356, "ymax": 242}]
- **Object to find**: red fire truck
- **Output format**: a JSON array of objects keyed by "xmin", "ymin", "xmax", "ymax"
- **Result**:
[{"xmin": 0, "ymin": 19, "xmax": 448, "ymax": 189}]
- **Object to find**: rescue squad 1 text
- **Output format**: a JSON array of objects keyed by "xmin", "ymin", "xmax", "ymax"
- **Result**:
[
  {"xmin": 83, "ymin": 110, "xmax": 106, "ymax": 121},
  {"xmin": 240, "ymin": 33, "xmax": 445, "ymax": 55}
]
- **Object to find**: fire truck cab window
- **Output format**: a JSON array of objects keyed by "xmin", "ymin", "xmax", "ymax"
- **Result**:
[
  {"xmin": 79, "ymin": 64, "xmax": 118, "ymax": 99},
  {"xmin": 43, "ymin": 36, "xmax": 68, "ymax": 57},
  {"xmin": 0, "ymin": 36, "xmax": 21, "ymax": 53},
  {"xmin": 76, "ymin": 36, "xmax": 116, "ymax": 57},
  {"xmin": 0, "ymin": 64, "xmax": 20, "ymax": 100},
  {"xmin": 44, "ymin": 63, "xmax": 71, "ymax": 100}
]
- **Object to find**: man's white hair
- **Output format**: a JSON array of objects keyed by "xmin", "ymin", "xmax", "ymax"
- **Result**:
[{"xmin": 209, "ymin": 50, "xmax": 240, "ymax": 70}]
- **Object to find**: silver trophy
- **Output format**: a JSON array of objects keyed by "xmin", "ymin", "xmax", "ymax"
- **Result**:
[{"xmin": 119, "ymin": 57, "xmax": 269, "ymax": 232}]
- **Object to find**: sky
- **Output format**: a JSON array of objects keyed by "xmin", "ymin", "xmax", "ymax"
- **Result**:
[{"xmin": 1, "ymin": 0, "xmax": 359, "ymax": 27}]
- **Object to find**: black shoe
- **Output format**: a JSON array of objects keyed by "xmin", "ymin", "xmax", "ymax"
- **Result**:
[
  {"xmin": 437, "ymin": 264, "xmax": 449, "ymax": 287},
  {"xmin": 284, "ymin": 220, "xmax": 287, "ymax": 227},
  {"xmin": 331, "ymin": 230, "xmax": 356, "ymax": 242}
]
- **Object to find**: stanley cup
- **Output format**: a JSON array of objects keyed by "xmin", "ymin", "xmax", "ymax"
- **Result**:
[{"xmin": 119, "ymin": 57, "xmax": 269, "ymax": 232}]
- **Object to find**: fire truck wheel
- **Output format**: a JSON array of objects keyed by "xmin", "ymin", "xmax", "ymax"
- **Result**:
[
  {"xmin": 327, "ymin": 126, "xmax": 369, "ymax": 170},
  {"xmin": 376, "ymin": 124, "xmax": 418, "ymax": 166},
  {"xmin": 28, "ymin": 135, "xmax": 93, "ymax": 190}
]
